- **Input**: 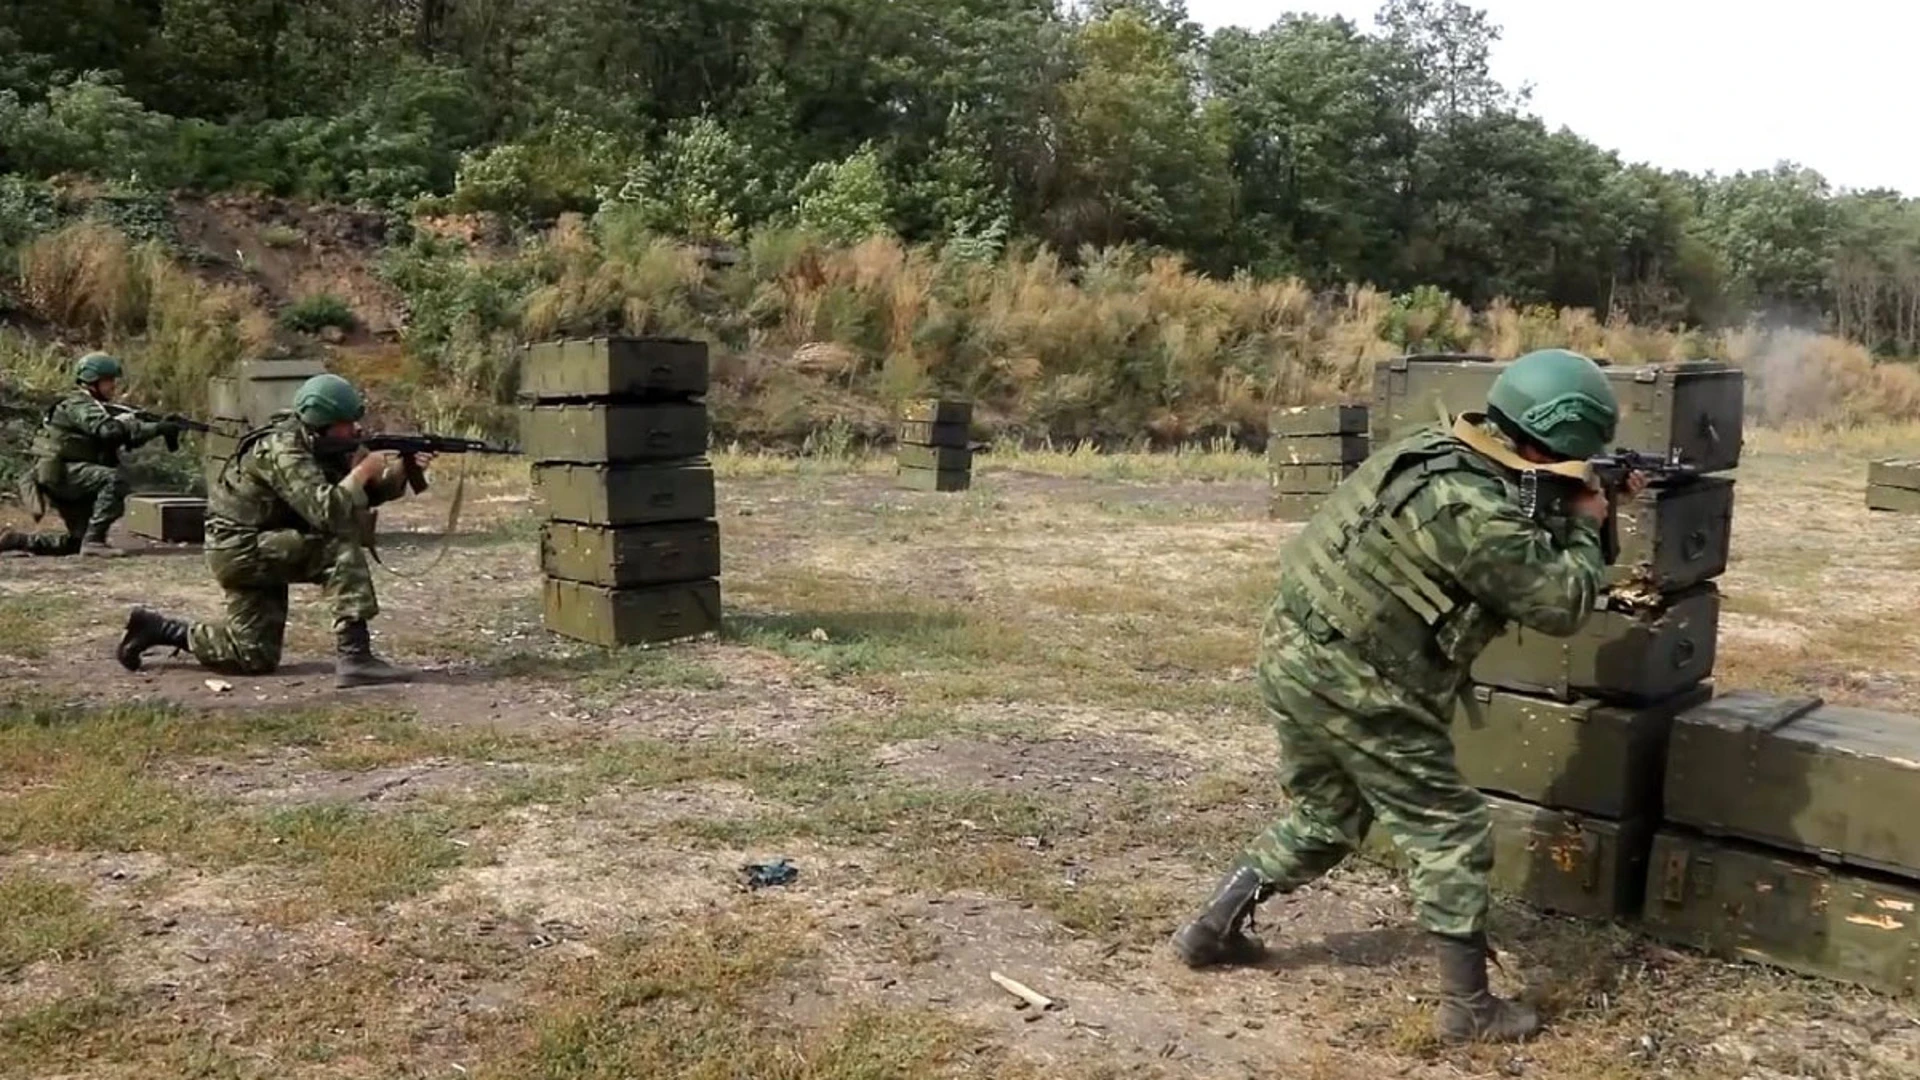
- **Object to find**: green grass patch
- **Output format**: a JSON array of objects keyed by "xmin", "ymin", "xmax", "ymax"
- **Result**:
[
  {"xmin": 278, "ymin": 292, "xmax": 355, "ymax": 333},
  {"xmin": 254, "ymin": 803, "xmax": 470, "ymax": 915},
  {"xmin": 0, "ymin": 871, "xmax": 115, "ymax": 974},
  {"xmin": 0, "ymin": 594, "xmax": 79, "ymax": 659}
]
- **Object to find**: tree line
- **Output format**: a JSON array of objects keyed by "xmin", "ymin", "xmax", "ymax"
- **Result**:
[{"xmin": 5, "ymin": 0, "xmax": 1920, "ymax": 355}]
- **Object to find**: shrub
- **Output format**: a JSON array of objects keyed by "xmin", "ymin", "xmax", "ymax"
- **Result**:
[
  {"xmin": 279, "ymin": 294, "xmax": 356, "ymax": 334},
  {"xmin": 0, "ymin": 173, "xmax": 57, "ymax": 254},
  {"xmin": 260, "ymin": 224, "xmax": 305, "ymax": 249}
]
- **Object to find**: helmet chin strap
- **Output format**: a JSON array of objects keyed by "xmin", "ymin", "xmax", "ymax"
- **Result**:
[{"xmin": 1452, "ymin": 414, "xmax": 1596, "ymax": 489}]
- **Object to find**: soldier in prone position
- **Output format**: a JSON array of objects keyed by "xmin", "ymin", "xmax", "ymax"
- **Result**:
[
  {"xmin": 116, "ymin": 373, "xmax": 422, "ymax": 689},
  {"xmin": 1170, "ymin": 349, "xmax": 1646, "ymax": 1045},
  {"xmin": 1, "ymin": 352, "xmax": 186, "ymax": 558}
]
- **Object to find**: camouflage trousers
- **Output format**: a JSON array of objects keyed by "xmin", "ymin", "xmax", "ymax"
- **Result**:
[
  {"xmin": 1238, "ymin": 615, "xmax": 1492, "ymax": 938},
  {"xmin": 186, "ymin": 527, "xmax": 380, "ymax": 674},
  {"xmin": 15, "ymin": 463, "xmax": 128, "ymax": 554}
]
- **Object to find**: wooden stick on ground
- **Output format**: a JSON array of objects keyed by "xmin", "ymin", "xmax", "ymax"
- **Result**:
[{"xmin": 989, "ymin": 970, "xmax": 1057, "ymax": 1011}]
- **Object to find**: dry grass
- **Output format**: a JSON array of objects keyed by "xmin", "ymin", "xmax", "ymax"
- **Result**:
[
  {"xmin": 12, "ymin": 222, "xmax": 273, "ymax": 413},
  {"xmin": 2, "ymin": 436, "xmax": 1919, "ymax": 1078}
]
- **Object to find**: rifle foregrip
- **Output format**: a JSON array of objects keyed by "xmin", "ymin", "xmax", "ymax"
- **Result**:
[{"xmin": 403, "ymin": 455, "xmax": 430, "ymax": 494}]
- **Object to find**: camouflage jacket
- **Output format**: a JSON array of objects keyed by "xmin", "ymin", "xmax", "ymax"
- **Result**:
[
  {"xmin": 205, "ymin": 413, "xmax": 408, "ymax": 543},
  {"xmin": 1268, "ymin": 419, "xmax": 1605, "ymax": 709},
  {"xmin": 30, "ymin": 390, "xmax": 163, "ymax": 472}
]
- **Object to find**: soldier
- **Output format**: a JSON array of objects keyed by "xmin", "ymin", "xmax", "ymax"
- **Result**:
[
  {"xmin": 114, "ymin": 373, "xmax": 422, "ymax": 689},
  {"xmin": 1, "ymin": 352, "xmax": 183, "ymax": 557},
  {"xmin": 1170, "ymin": 349, "xmax": 1645, "ymax": 1044}
]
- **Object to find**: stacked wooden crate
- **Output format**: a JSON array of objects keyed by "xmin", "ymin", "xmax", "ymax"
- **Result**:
[
  {"xmin": 1865, "ymin": 458, "xmax": 1920, "ymax": 513},
  {"xmin": 522, "ymin": 337, "xmax": 721, "ymax": 647},
  {"xmin": 897, "ymin": 399, "xmax": 973, "ymax": 492},
  {"xmin": 1266, "ymin": 404, "xmax": 1368, "ymax": 520},
  {"xmin": 1645, "ymin": 696, "xmax": 1920, "ymax": 996}
]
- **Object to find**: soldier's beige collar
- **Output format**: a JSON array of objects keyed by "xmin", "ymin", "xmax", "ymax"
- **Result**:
[{"xmin": 1451, "ymin": 413, "xmax": 1595, "ymax": 486}]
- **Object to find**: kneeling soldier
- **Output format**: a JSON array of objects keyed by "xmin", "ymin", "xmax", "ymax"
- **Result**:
[
  {"xmin": 116, "ymin": 373, "xmax": 422, "ymax": 688},
  {"xmin": 2, "ymin": 352, "xmax": 181, "ymax": 557}
]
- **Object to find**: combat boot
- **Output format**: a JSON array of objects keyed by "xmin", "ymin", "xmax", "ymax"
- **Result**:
[
  {"xmin": 334, "ymin": 620, "xmax": 415, "ymax": 689},
  {"xmin": 0, "ymin": 527, "xmax": 27, "ymax": 557},
  {"xmin": 117, "ymin": 607, "xmax": 190, "ymax": 671},
  {"xmin": 1170, "ymin": 865, "xmax": 1274, "ymax": 969},
  {"xmin": 1432, "ymin": 931, "xmax": 1541, "ymax": 1044},
  {"xmin": 79, "ymin": 525, "xmax": 123, "ymax": 558}
]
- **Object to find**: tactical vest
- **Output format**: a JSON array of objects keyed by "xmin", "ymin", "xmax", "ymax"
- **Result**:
[
  {"xmin": 29, "ymin": 392, "xmax": 119, "ymax": 470},
  {"xmin": 1276, "ymin": 425, "xmax": 1518, "ymax": 703},
  {"xmin": 206, "ymin": 413, "xmax": 333, "ymax": 532}
]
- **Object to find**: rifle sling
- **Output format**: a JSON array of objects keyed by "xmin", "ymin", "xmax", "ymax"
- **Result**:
[{"xmin": 368, "ymin": 453, "xmax": 469, "ymax": 579}]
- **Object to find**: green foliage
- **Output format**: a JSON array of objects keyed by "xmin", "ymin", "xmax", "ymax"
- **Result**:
[
  {"xmin": 450, "ymin": 113, "xmax": 631, "ymax": 219},
  {"xmin": 599, "ymin": 116, "xmax": 773, "ymax": 241},
  {"xmin": 279, "ymin": 293, "xmax": 355, "ymax": 334},
  {"xmin": 793, "ymin": 144, "xmax": 893, "ymax": 245},
  {"xmin": 0, "ymin": 0, "xmax": 1917, "ymax": 350},
  {"xmin": 0, "ymin": 71, "xmax": 175, "ymax": 182},
  {"xmin": 0, "ymin": 174, "xmax": 57, "ymax": 253}
]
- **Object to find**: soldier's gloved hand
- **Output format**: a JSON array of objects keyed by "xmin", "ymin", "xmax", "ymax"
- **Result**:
[
  {"xmin": 350, "ymin": 450, "xmax": 399, "ymax": 487},
  {"xmin": 1569, "ymin": 484, "xmax": 1611, "ymax": 525}
]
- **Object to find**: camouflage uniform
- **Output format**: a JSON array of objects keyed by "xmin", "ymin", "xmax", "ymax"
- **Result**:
[
  {"xmin": 1238, "ymin": 418, "xmax": 1604, "ymax": 937},
  {"xmin": 186, "ymin": 413, "xmax": 407, "ymax": 674},
  {"xmin": 15, "ymin": 391, "xmax": 165, "ymax": 554}
]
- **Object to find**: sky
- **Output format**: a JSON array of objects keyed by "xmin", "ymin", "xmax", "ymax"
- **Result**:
[{"xmin": 1187, "ymin": 0, "xmax": 1920, "ymax": 195}]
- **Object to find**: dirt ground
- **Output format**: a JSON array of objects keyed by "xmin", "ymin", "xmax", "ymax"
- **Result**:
[{"xmin": 3, "ymin": 436, "xmax": 1919, "ymax": 1079}]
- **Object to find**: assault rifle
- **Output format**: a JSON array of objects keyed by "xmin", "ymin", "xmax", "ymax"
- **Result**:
[
  {"xmin": 1588, "ymin": 449, "xmax": 1699, "ymax": 494},
  {"xmin": 1584, "ymin": 449, "xmax": 1701, "ymax": 569},
  {"xmin": 106, "ymin": 404, "xmax": 216, "ymax": 452},
  {"xmin": 313, "ymin": 432, "xmax": 521, "ymax": 494}
]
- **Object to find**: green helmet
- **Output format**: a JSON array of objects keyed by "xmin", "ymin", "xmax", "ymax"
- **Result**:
[
  {"xmin": 1485, "ymin": 349, "xmax": 1618, "ymax": 460},
  {"xmin": 74, "ymin": 352, "xmax": 123, "ymax": 385},
  {"xmin": 292, "ymin": 373, "xmax": 365, "ymax": 427}
]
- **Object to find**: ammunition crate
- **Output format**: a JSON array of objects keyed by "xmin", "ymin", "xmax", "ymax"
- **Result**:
[
  {"xmin": 207, "ymin": 376, "xmax": 246, "ymax": 423},
  {"xmin": 540, "ymin": 521, "xmax": 721, "ymax": 588},
  {"xmin": 1370, "ymin": 356, "xmax": 1745, "ymax": 473},
  {"xmin": 234, "ymin": 358, "xmax": 328, "ymax": 383},
  {"xmin": 1270, "ymin": 403, "xmax": 1369, "ymax": 438},
  {"xmin": 897, "ymin": 444, "xmax": 973, "ymax": 471},
  {"xmin": 1607, "ymin": 475, "xmax": 1734, "ymax": 592},
  {"xmin": 898, "ymin": 420, "xmax": 971, "ymax": 448},
  {"xmin": 518, "ymin": 402, "xmax": 708, "ymax": 464},
  {"xmin": 520, "ymin": 337, "xmax": 709, "ymax": 401},
  {"xmin": 1267, "ymin": 434, "xmax": 1369, "ymax": 466},
  {"xmin": 1867, "ymin": 485, "xmax": 1920, "ymax": 514},
  {"xmin": 901, "ymin": 398, "xmax": 972, "ymax": 425},
  {"xmin": 530, "ymin": 462, "xmax": 717, "ymax": 526},
  {"xmin": 234, "ymin": 358, "xmax": 328, "ymax": 424},
  {"xmin": 541, "ymin": 577, "xmax": 722, "ymax": 647},
  {"xmin": 1451, "ymin": 682, "xmax": 1712, "ymax": 821},
  {"xmin": 1644, "ymin": 828, "xmax": 1920, "ymax": 997},
  {"xmin": 1665, "ymin": 691, "xmax": 1920, "ymax": 879},
  {"xmin": 898, "ymin": 466, "xmax": 971, "ymax": 492},
  {"xmin": 1269, "ymin": 463, "xmax": 1356, "ymax": 495},
  {"xmin": 125, "ymin": 495, "xmax": 207, "ymax": 544},
  {"xmin": 1267, "ymin": 493, "xmax": 1324, "ymax": 521},
  {"xmin": 1867, "ymin": 458, "xmax": 1920, "ymax": 491},
  {"xmin": 1368, "ymin": 353, "xmax": 1499, "ymax": 444},
  {"xmin": 1367, "ymin": 793, "xmax": 1653, "ymax": 921},
  {"xmin": 1470, "ymin": 584, "xmax": 1719, "ymax": 705}
]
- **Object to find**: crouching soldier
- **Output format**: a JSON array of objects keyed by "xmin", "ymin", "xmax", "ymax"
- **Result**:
[
  {"xmin": 115, "ymin": 373, "xmax": 424, "ymax": 688},
  {"xmin": 1168, "ymin": 349, "xmax": 1647, "ymax": 1045},
  {"xmin": 2, "ymin": 352, "xmax": 182, "ymax": 557}
]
